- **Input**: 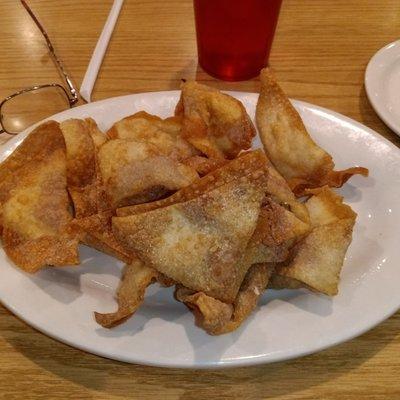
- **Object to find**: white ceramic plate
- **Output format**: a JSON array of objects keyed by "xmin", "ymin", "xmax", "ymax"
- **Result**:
[
  {"xmin": 365, "ymin": 39, "xmax": 400, "ymax": 135},
  {"xmin": 0, "ymin": 91, "xmax": 399, "ymax": 369}
]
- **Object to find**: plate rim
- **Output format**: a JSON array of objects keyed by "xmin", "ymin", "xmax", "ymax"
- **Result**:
[
  {"xmin": 365, "ymin": 39, "xmax": 400, "ymax": 136},
  {"xmin": 0, "ymin": 90, "xmax": 400, "ymax": 369}
]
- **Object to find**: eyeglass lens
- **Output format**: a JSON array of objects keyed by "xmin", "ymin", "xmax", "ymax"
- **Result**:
[{"xmin": 1, "ymin": 86, "xmax": 70, "ymax": 134}]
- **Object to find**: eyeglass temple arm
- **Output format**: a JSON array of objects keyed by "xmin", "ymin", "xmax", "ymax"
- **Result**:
[{"xmin": 20, "ymin": 1, "xmax": 79, "ymax": 105}]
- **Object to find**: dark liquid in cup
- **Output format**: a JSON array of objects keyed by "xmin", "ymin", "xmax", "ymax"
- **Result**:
[{"xmin": 194, "ymin": 0, "xmax": 282, "ymax": 81}]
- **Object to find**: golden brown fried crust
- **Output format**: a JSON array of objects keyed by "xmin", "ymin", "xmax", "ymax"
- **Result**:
[
  {"xmin": 256, "ymin": 68, "xmax": 334, "ymax": 180},
  {"xmin": 115, "ymin": 186, "xmax": 171, "ymax": 208},
  {"xmin": 60, "ymin": 119, "xmax": 97, "ymax": 187},
  {"xmin": 175, "ymin": 287, "xmax": 234, "ymax": 334},
  {"xmin": 176, "ymin": 263, "xmax": 275, "ymax": 335},
  {"xmin": 256, "ymin": 68, "xmax": 368, "ymax": 196},
  {"xmin": 100, "ymin": 112, "xmax": 205, "ymax": 208},
  {"xmin": 60, "ymin": 118, "xmax": 110, "ymax": 218},
  {"xmin": 68, "ymin": 182, "xmax": 110, "ymax": 219},
  {"xmin": 255, "ymin": 199, "xmax": 310, "ymax": 248},
  {"xmin": 248, "ymin": 198, "xmax": 310, "ymax": 265},
  {"xmin": 176, "ymin": 81, "xmax": 256, "ymax": 159},
  {"xmin": 85, "ymin": 117, "xmax": 108, "ymax": 149},
  {"xmin": 304, "ymin": 185, "xmax": 358, "ymax": 224},
  {"xmin": 216, "ymin": 263, "xmax": 275, "ymax": 334},
  {"xmin": 273, "ymin": 187, "xmax": 356, "ymax": 295},
  {"xmin": 116, "ymin": 150, "xmax": 309, "ymax": 270},
  {"xmin": 70, "ymin": 211, "xmax": 135, "ymax": 263},
  {"xmin": 97, "ymin": 139, "xmax": 199, "ymax": 208},
  {"xmin": 263, "ymin": 157, "xmax": 310, "ymax": 224},
  {"xmin": 3, "ymin": 232, "xmax": 79, "ymax": 273},
  {"xmin": 0, "ymin": 121, "xmax": 65, "ymax": 206},
  {"xmin": 106, "ymin": 111, "xmax": 197, "ymax": 161},
  {"xmin": 113, "ymin": 173, "xmax": 266, "ymax": 303},
  {"xmin": 107, "ymin": 111, "xmax": 181, "ymax": 137},
  {"xmin": 116, "ymin": 150, "xmax": 268, "ymax": 217},
  {"xmin": 275, "ymin": 219, "xmax": 354, "ymax": 295},
  {"xmin": 182, "ymin": 155, "xmax": 227, "ymax": 176},
  {"xmin": 114, "ymin": 150, "xmax": 309, "ymax": 275},
  {"xmin": 1, "ymin": 148, "xmax": 79, "ymax": 271},
  {"xmin": 95, "ymin": 260, "xmax": 159, "ymax": 328},
  {"xmin": 289, "ymin": 167, "xmax": 369, "ymax": 197}
]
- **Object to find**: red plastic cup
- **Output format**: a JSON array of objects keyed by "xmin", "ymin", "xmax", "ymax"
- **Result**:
[{"xmin": 193, "ymin": 0, "xmax": 282, "ymax": 81}]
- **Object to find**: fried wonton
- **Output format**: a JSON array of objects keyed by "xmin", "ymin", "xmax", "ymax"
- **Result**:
[
  {"xmin": 250, "ymin": 198, "xmax": 310, "ymax": 264},
  {"xmin": 106, "ymin": 111, "xmax": 225, "ymax": 176},
  {"xmin": 115, "ymin": 150, "xmax": 268, "ymax": 217},
  {"xmin": 256, "ymin": 68, "xmax": 368, "ymax": 196},
  {"xmin": 106, "ymin": 111, "xmax": 196, "ymax": 161},
  {"xmin": 97, "ymin": 139, "xmax": 199, "ymax": 208},
  {"xmin": 69, "ymin": 182, "xmax": 110, "ymax": 219},
  {"xmin": 60, "ymin": 118, "xmax": 109, "ymax": 218},
  {"xmin": 95, "ymin": 260, "xmax": 159, "ymax": 328},
  {"xmin": 0, "ymin": 121, "xmax": 65, "ymax": 208},
  {"xmin": 264, "ymin": 158, "xmax": 310, "ymax": 224},
  {"xmin": 175, "ymin": 287, "xmax": 233, "ymax": 334},
  {"xmin": 116, "ymin": 149, "xmax": 307, "ymax": 225},
  {"xmin": 176, "ymin": 263, "xmax": 275, "ymax": 335},
  {"xmin": 116, "ymin": 150, "xmax": 267, "ymax": 217},
  {"xmin": 113, "ymin": 173, "xmax": 266, "ymax": 303},
  {"xmin": 85, "ymin": 117, "xmax": 107, "ymax": 148},
  {"xmin": 2, "ymin": 149, "xmax": 79, "ymax": 272},
  {"xmin": 272, "ymin": 186, "xmax": 356, "ymax": 295},
  {"xmin": 60, "ymin": 118, "xmax": 97, "ymax": 187},
  {"xmin": 70, "ymin": 211, "xmax": 134, "ymax": 263},
  {"xmin": 176, "ymin": 81, "xmax": 256, "ymax": 159},
  {"xmin": 182, "ymin": 155, "xmax": 227, "ymax": 176}
]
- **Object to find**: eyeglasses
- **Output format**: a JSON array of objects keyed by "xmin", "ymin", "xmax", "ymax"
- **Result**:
[{"xmin": 0, "ymin": 0, "xmax": 79, "ymax": 135}]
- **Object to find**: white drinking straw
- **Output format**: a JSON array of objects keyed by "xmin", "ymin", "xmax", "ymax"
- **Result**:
[{"xmin": 79, "ymin": 0, "xmax": 124, "ymax": 102}]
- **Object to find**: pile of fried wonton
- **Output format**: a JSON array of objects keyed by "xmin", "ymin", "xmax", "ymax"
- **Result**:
[{"xmin": 0, "ymin": 69, "xmax": 368, "ymax": 335}]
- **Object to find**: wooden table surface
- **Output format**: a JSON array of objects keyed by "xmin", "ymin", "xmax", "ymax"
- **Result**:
[{"xmin": 0, "ymin": 0, "xmax": 399, "ymax": 398}]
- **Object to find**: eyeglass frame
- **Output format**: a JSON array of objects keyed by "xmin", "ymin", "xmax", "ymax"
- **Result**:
[{"xmin": 0, "ymin": 0, "xmax": 79, "ymax": 135}]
